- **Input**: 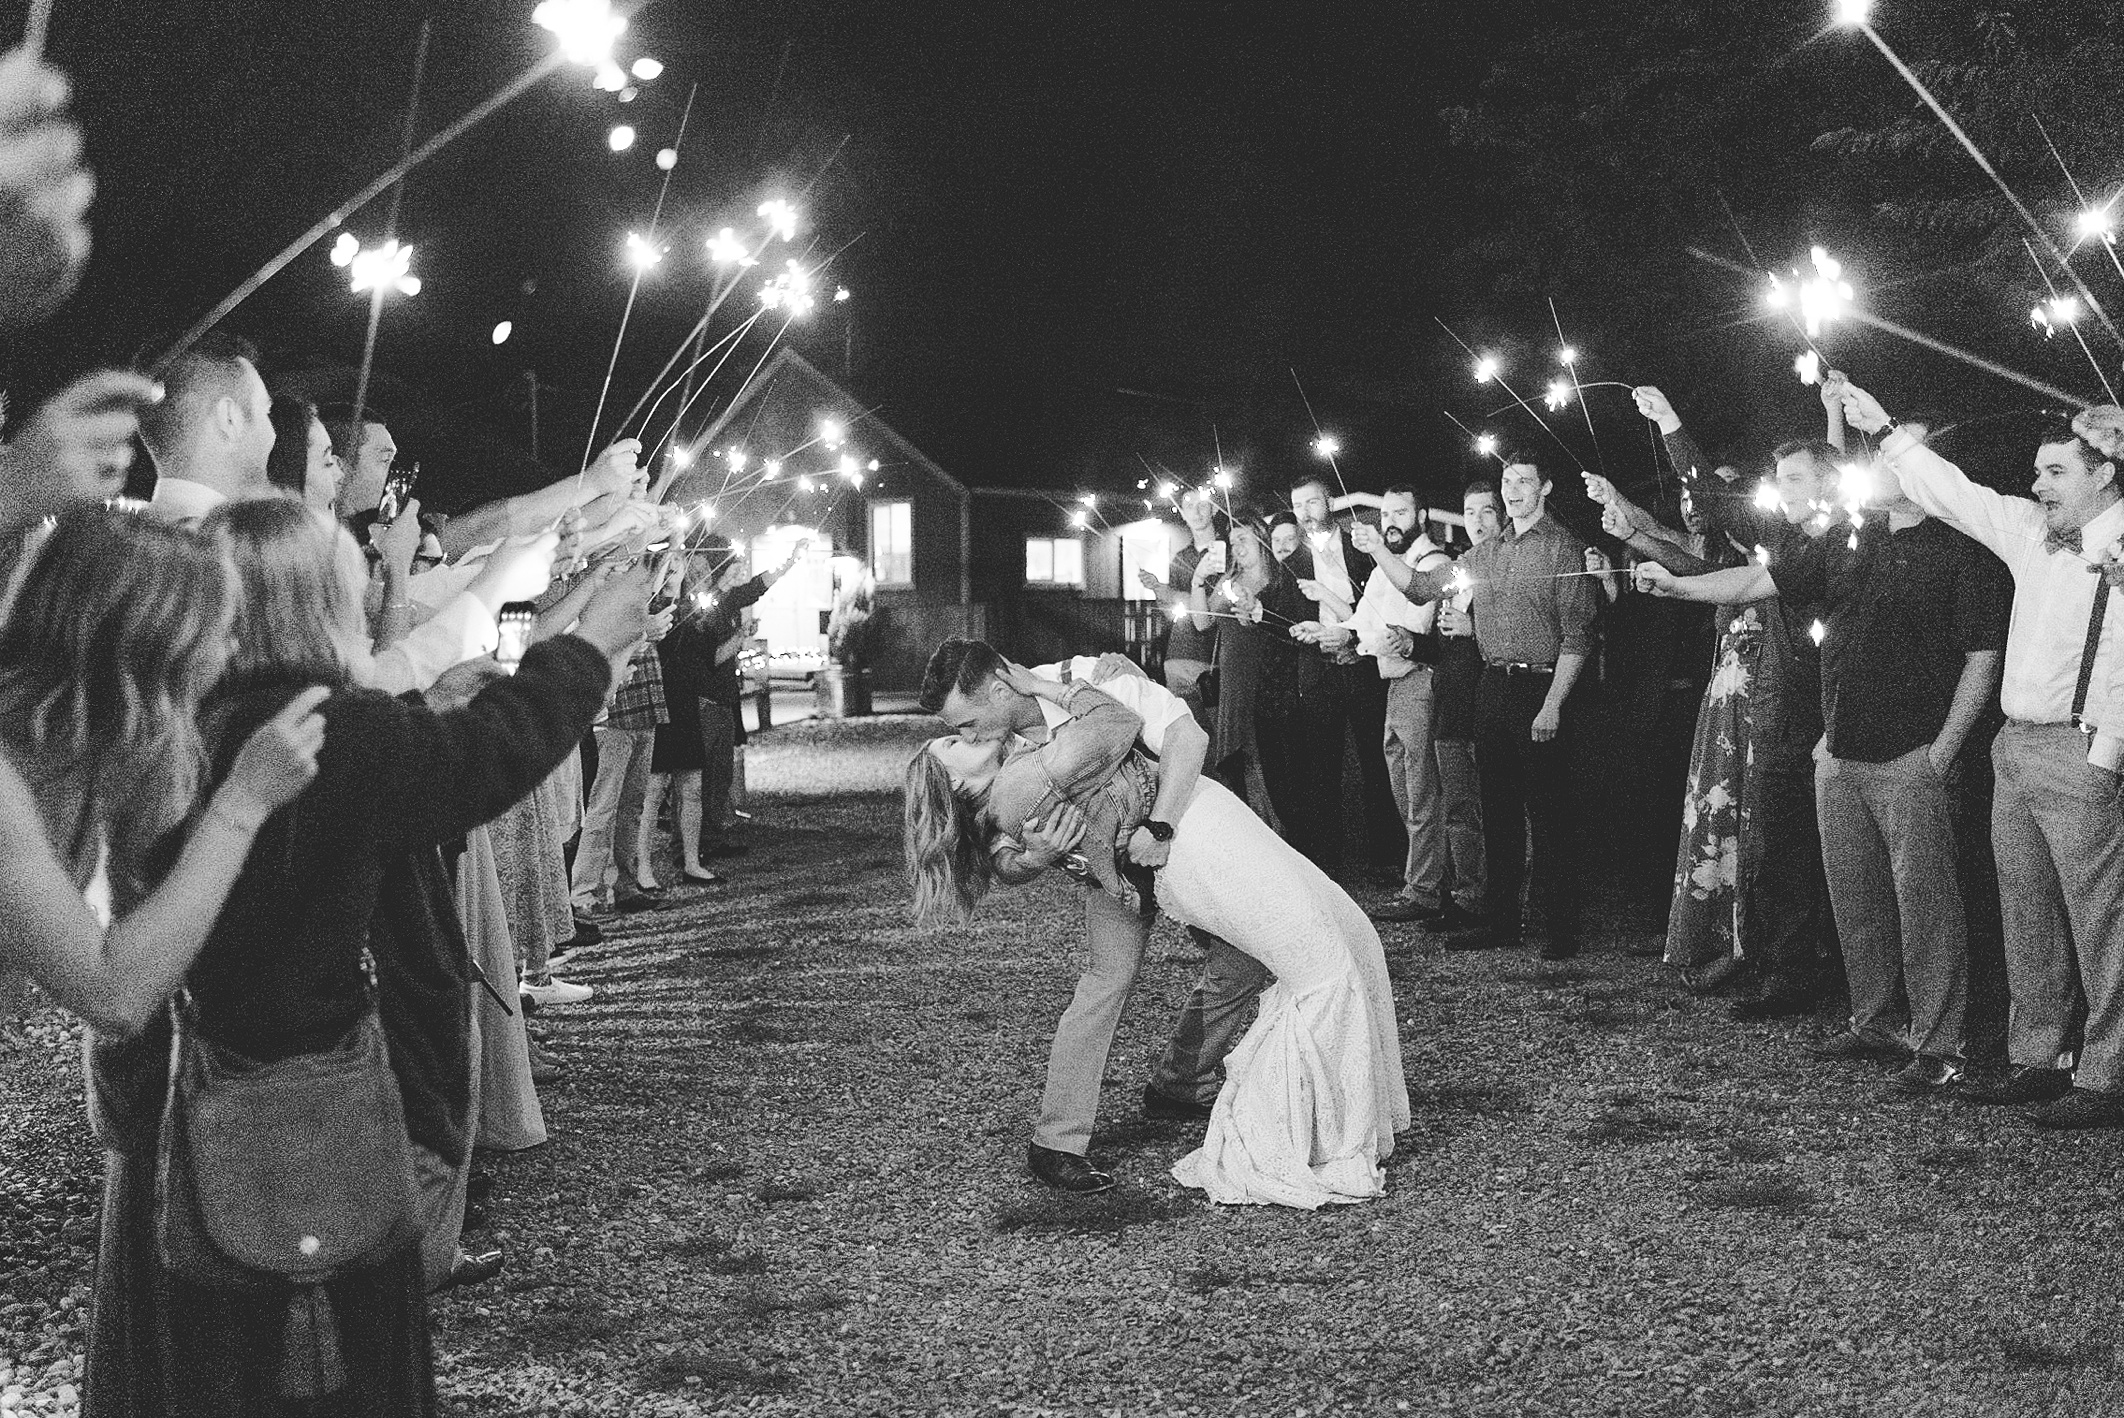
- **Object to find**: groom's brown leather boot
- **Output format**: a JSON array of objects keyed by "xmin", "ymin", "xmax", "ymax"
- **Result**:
[{"xmin": 1027, "ymin": 1144, "xmax": 1116, "ymax": 1193}]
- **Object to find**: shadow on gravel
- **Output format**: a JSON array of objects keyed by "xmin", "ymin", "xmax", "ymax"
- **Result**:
[
  {"xmin": 1574, "ymin": 1105, "xmax": 1689, "ymax": 1147},
  {"xmin": 639, "ymin": 1349, "xmax": 791, "ymax": 1394},
  {"xmin": 1986, "ymin": 1327, "xmax": 2117, "ymax": 1370},
  {"xmin": 993, "ymin": 1187, "xmax": 1180, "ymax": 1236},
  {"xmin": 1406, "ymin": 1081, "xmax": 1530, "ymax": 1116}
]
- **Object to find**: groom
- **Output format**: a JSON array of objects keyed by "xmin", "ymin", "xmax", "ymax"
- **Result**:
[{"xmin": 919, "ymin": 637, "xmax": 1269, "ymax": 1193}]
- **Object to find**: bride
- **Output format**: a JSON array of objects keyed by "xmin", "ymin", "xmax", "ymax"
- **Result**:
[{"xmin": 903, "ymin": 663, "xmax": 1409, "ymax": 1209}]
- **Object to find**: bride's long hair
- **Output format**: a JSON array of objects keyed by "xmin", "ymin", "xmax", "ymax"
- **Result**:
[{"xmin": 902, "ymin": 747, "xmax": 996, "ymax": 928}]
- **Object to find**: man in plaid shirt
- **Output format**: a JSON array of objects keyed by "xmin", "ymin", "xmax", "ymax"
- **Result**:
[{"xmin": 570, "ymin": 637, "xmax": 670, "ymax": 911}]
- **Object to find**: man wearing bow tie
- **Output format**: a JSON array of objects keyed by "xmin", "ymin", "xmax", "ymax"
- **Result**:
[{"xmin": 1843, "ymin": 383, "xmax": 2124, "ymax": 1128}]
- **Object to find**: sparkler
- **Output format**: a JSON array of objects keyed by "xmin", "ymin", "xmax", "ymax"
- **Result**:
[
  {"xmin": 533, "ymin": 0, "xmax": 626, "ymax": 66},
  {"xmin": 23, "ymin": 0, "xmax": 53, "ymax": 58},
  {"xmin": 1436, "ymin": 320, "xmax": 1578, "ymax": 464},
  {"xmin": 1546, "ymin": 298, "xmax": 1613, "ymax": 481},
  {"xmin": 2024, "ymin": 239, "xmax": 2119, "ymax": 405},
  {"xmin": 1439, "ymin": 408, "xmax": 1506, "ymax": 466},
  {"xmin": 331, "ymin": 234, "xmax": 421, "ymax": 296},
  {"xmin": 153, "ymin": 36, "xmax": 577, "ymax": 372},
  {"xmin": 1794, "ymin": 350, "xmax": 1822, "ymax": 386},
  {"xmin": 1834, "ymin": 0, "xmax": 2122, "ymax": 349},
  {"xmin": 581, "ymin": 80, "xmax": 698, "ymax": 477},
  {"xmin": 1765, "ymin": 246, "xmax": 1854, "ymax": 340},
  {"xmin": 1290, "ymin": 367, "xmax": 1348, "ymax": 496},
  {"xmin": 345, "ymin": 19, "xmax": 430, "ymax": 467},
  {"xmin": 1687, "ymin": 245, "xmax": 2093, "ymax": 409}
]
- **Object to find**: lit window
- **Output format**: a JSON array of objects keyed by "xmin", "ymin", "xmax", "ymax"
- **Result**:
[
  {"xmin": 870, "ymin": 500, "xmax": 911, "ymax": 585},
  {"xmin": 1026, "ymin": 536, "xmax": 1084, "ymax": 587}
]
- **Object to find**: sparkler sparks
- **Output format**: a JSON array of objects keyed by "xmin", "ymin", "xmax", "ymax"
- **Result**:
[
  {"xmin": 757, "ymin": 200, "xmax": 800, "ymax": 242},
  {"xmin": 1833, "ymin": 0, "xmax": 1870, "ymax": 24},
  {"xmin": 1752, "ymin": 481, "xmax": 1781, "ymax": 514},
  {"xmin": 2078, "ymin": 205, "xmax": 2118, "ymax": 246},
  {"xmin": 706, "ymin": 228, "xmax": 750, "ymax": 265},
  {"xmin": 1473, "ymin": 355, "xmax": 1501, "ymax": 384},
  {"xmin": 2031, "ymin": 295, "xmax": 2082, "ymax": 337},
  {"xmin": 330, "ymin": 235, "xmax": 421, "ymax": 296},
  {"xmin": 759, "ymin": 260, "xmax": 816, "ymax": 315},
  {"xmin": 1311, "ymin": 435, "xmax": 1341, "ymax": 459},
  {"xmin": 1765, "ymin": 247, "xmax": 1854, "ymax": 338},
  {"xmin": 625, "ymin": 231, "xmax": 664, "ymax": 270},
  {"xmin": 1794, "ymin": 350, "xmax": 1822, "ymax": 385},
  {"xmin": 533, "ymin": 0, "xmax": 627, "ymax": 67},
  {"xmin": 1557, "ymin": 346, "xmax": 1578, "ymax": 366},
  {"xmin": 819, "ymin": 416, "xmax": 845, "ymax": 445},
  {"xmin": 1212, "ymin": 468, "xmax": 1235, "ymax": 490},
  {"xmin": 1543, "ymin": 379, "xmax": 1572, "ymax": 412},
  {"xmin": 1475, "ymin": 433, "xmax": 1498, "ymax": 458}
]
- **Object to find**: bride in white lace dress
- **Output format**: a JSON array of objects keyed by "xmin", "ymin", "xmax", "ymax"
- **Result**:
[{"xmin": 904, "ymin": 669, "xmax": 1410, "ymax": 1208}]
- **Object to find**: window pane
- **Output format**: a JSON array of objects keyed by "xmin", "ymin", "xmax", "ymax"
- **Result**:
[
  {"xmin": 1053, "ymin": 538, "xmax": 1083, "ymax": 586},
  {"xmin": 890, "ymin": 501, "xmax": 911, "ymax": 553},
  {"xmin": 1025, "ymin": 538, "xmax": 1052, "ymax": 583},
  {"xmin": 871, "ymin": 501, "xmax": 912, "ymax": 583}
]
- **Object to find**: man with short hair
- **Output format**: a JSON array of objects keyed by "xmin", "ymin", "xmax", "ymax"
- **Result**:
[
  {"xmin": 1366, "ymin": 457, "xmax": 1596, "ymax": 957},
  {"xmin": 1296, "ymin": 485, "xmax": 1459, "ymax": 924},
  {"xmin": 135, "ymin": 331, "xmax": 274, "ymax": 522},
  {"xmin": 1843, "ymin": 385, "xmax": 2124, "ymax": 1127},
  {"xmin": 326, "ymin": 411, "xmax": 398, "ymax": 524},
  {"xmin": 920, "ymin": 638, "xmax": 1268, "ymax": 1192},
  {"xmin": 1291, "ymin": 474, "xmax": 1404, "ymax": 880},
  {"xmin": 1426, "ymin": 481, "xmax": 1497, "ymax": 927}
]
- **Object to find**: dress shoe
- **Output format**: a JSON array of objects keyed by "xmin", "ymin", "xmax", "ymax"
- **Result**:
[
  {"xmin": 1880, "ymin": 1054, "xmax": 1964, "ymax": 1097},
  {"xmin": 2031, "ymin": 1087, "xmax": 2124, "ymax": 1130},
  {"xmin": 1428, "ymin": 901, "xmax": 1484, "ymax": 932},
  {"xmin": 567, "ymin": 913, "xmax": 604, "ymax": 947},
  {"xmin": 1026, "ymin": 1143, "xmax": 1116, "ymax": 1193},
  {"xmin": 522, "ymin": 976, "xmax": 594, "ymax": 1007},
  {"xmin": 682, "ymin": 866, "xmax": 722, "ymax": 885},
  {"xmin": 1368, "ymin": 896, "xmax": 1440, "ymax": 925},
  {"xmin": 432, "ymin": 1247, "xmax": 504, "ymax": 1293},
  {"xmin": 1141, "ymin": 1084, "xmax": 1215, "ymax": 1121},
  {"xmin": 1960, "ymin": 1065, "xmax": 2074, "ymax": 1107}
]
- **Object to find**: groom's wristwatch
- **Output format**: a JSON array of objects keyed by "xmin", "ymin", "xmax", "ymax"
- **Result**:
[{"xmin": 1144, "ymin": 820, "xmax": 1175, "ymax": 843}]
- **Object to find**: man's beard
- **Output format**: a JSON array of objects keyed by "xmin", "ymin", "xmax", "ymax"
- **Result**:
[{"xmin": 1381, "ymin": 524, "xmax": 1412, "ymax": 554}]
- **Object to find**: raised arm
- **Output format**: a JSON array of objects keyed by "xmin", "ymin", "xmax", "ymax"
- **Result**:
[
  {"xmin": 1842, "ymin": 382, "xmax": 2033, "ymax": 566},
  {"xmin": 0, "ymin": 689, "xmax": 328, "ymax": 1036}
]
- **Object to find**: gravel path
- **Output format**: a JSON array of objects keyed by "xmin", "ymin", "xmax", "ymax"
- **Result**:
[{"xmin": 6, "ymin": 716, "xmax": 2124, "ymax": 1415}]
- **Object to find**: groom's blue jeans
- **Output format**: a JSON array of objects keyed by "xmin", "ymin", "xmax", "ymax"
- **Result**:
[{"xmin": 1034, "ymin": 886, "xmax": 1269, "ymax": 1155}]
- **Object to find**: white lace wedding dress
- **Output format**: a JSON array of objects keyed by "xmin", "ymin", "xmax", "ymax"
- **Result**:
[{"xmin": 1155, "ymin": 777, "xmax": 1409, "ymax": 1208}]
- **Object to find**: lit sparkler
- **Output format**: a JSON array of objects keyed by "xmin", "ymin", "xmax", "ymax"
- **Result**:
[
  {"xmin": 1794, "ymin": 350, "xmax": 1822, "ymax": 385},
  {"xmin": 625, "ymin": 231, "xmax": 664, "ymax": 270},
  {"xmin": 759, "ymin": 260, "xmax": 816, "ymax": 315},
  {"xmin": 1765, "ymin": 246, "xmax": 1853, "ymax": 339},
  {"xmin": 330, "ymin": 234, "xmax": 421, "ymax": 296},
  {"xmin": 1543, "ymin": 379, "xmax": 1572, "ymax": 412},
  {"xmin": 1752, "ymin": 481, "xmax": 1781, "ymax": 513},
  {"xmin": 534, "ymin": 0, "xmax": 626, "ymax": 67},
  {"xmin": 1311, "ymin": 435, "xmax": 1341, "ymax": 459},
  {"xmin": 706, "ymin": 228, "xmax": 751, "ymax": 266},
  {"xmin": 757, "ymin": 200, "xmax": 800, "ymax": 242},
  {"xmin": 1473, "ymin": 355, "xmax": 1501, "ymax": 384}
]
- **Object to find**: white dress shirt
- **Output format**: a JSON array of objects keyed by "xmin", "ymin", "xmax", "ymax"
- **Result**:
[
  {"xmin": 1884, "ymin": 426, "xmax": 2124, "ymax": 768},
  {"xmin": 1305, "ymin": 525, "xmax": 1356, "ymax": 606},
  {"xmin": 144, "ymin": 477, "xmax": 226, "ymax": 524},
  {"xmin": 1026, "ymin": 656, "xmax": 1193, "ymax": 752},
  {"xmin": 368, "ymin": 591, "xmax": 500, "ymax": 696},
  {"xmin": 1346, "ymin": 535, "xmax": 1451, "ymax": 679}
]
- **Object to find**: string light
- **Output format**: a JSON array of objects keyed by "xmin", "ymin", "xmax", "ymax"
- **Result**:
[
  {"xmin": 491, "ymin": 320, "xmax": 512, "ymax": 345},
  {"xmin": 655, "ymin": 148, "xmax": 677, "ymax": 171},
  {"xmin": 630, "ymin": 56, "xmax": 664, "ymax": 81},
  {"xmin": 608, "ymin": 124, "xmax": 636, "ymax": 152}
]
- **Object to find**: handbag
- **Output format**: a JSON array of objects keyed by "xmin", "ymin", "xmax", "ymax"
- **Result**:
[{"xmin": 155, "ymin": 948, "xmax": 419, "ymax": 1394}]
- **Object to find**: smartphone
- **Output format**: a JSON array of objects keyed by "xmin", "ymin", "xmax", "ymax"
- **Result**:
[
  {"xmin": 1200, "ymin": 541, "xmax": 1228, "ymax": 575},
  {"xmin": 377, "ymin": 459, "xmax": 420, "ymax": 523},
  {"xmin": 494, "ymin": 604, "xmax": 535, "ymax": 673}
]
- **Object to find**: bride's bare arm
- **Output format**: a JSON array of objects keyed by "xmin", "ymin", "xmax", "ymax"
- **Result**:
[{"xmin": 0, "ymin": 689, "xmax": 327, "ymax": 1037}]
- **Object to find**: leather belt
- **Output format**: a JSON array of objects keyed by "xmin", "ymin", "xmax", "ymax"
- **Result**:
[{"xmin": 1485, "ymin": 660, "xmax": 1555, "ymax": 676}]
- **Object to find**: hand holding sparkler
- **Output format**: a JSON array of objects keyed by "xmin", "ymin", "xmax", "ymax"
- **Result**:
[
  {"xmin": 467, "ymin": 530, "xmax": 561, "ymax": 613},
  {"xmin": 1349, "ymin": 521, "xmax": 1386, "ymax": 558},
  {"xmin": 1837, "ymin": 382, "xmax": 1893, "ymax": 436},
  {"xmin": 1290, "ymin": 620, "xmax": 1352, "ymax": 649},
  {"xmin": 0, "ymin": 369, "xmax": 161, "ymax": 520},
  {"xmin": 375, "ymin": 497, "xmax": 425, "ymax": 580},
  {"xmin": 581, "ymin": 437, "xmax": 644, "ymax": 501},
  {"xmin": 0, "ymin": 47, "xmax": 90, "ymax": 328},
  {"xmin": 1632, "ymin": 562, "xmax": 1680, "ymax": 598},
  {"xmin": 1631, "ymin": 386, "xmax": 1682, "ymax": 435}
]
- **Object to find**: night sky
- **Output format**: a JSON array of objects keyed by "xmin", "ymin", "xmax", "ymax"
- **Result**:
[{"xmin": 5, "ymin": 0, "xmax": 2114, "ymax": 516}]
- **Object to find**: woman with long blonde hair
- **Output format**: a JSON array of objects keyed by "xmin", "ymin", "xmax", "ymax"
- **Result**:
[
  {"xmin": 0, "ymin": 504, "xmax": 325, "ymax": 1037},
  {"xmin": 83, "ymin": 497, "xmax": 649, "ymax": 1416}
]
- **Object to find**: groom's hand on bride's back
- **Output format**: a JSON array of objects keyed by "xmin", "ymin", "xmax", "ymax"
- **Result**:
[{"xmin": 1091, "ymin": 652, "xmax": 1149, "ymax": 683}]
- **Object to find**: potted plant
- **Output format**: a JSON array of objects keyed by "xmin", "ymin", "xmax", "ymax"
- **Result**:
[{"xmin": 816, "ymin": 567, "xmax": 876, "ymax": 718}]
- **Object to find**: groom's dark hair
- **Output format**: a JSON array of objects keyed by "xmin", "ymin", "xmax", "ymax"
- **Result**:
[{"xmin": 918, "ymin": 637, "xmax": 1004, "ymax": 714}]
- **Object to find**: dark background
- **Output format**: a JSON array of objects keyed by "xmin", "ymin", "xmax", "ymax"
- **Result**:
[{"xmin": 3, "ymin": 0, "xmax": 2120, "ymax": 517}]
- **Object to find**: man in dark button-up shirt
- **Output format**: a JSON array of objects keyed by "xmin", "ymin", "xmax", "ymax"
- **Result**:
[
  {"xmin": 1367, "ymin": 457, "xmax": 1595, "ymax": 958},
  {"xmin": 1641, "ymin": 486, "xmax": 2009, "ymax": 1092}
]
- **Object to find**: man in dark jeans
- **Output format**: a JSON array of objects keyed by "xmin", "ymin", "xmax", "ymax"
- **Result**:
[{"xmin": 1366, "ymin": 456, "xmax": 1598, "ymax": 958}]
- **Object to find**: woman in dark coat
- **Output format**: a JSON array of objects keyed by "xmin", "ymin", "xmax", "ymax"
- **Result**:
[{"xmin": 83, "ymin": 501, "xmax": 649, "ymax": 1418}]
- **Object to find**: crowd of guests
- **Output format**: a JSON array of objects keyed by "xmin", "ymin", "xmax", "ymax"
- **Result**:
[
  {"xmin": 0, "ymin": 37, "xmax": 807, "ymax": 1412},
  {"xmin": 1142, "ymin": 374, "xmax": 2124, "ymax": 1124}
]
